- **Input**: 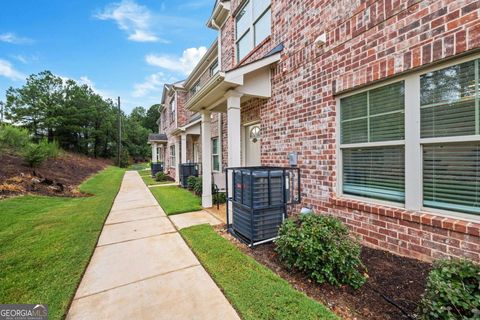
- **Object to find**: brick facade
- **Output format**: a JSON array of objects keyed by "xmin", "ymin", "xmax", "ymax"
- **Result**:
[{"xmin": 215, "ymin": 0, "xmax": 480, "ymax": 261}]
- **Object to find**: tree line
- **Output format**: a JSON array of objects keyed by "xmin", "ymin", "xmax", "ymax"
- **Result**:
[{"xmin": 2, "ymin": 71, "xmax": 159, "ymax": 164}]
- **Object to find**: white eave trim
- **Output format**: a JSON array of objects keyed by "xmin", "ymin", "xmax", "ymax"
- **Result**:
[
  {"xmin": 186, "ymin": 72, "xmax": 225, "ymax": 110},
  {"xmin": 224, "ymin": 52, "xmax": 281, "ymax": 84},
  {"xmin": 207, "ymin": 1, "xmax": 231, "ymax": 29}
]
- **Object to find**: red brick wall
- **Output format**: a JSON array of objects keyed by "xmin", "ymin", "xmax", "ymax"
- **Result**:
[{"xmin": 219, "ymin": 0, "xmax": 480, "ymax": 261}]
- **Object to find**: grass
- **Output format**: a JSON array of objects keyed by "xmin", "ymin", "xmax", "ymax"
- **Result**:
[
  {"xmin": 127, "ymin": 162, "xmax": 150, "ymax": 171},
  {"xmin": 150, "ymin": 186, "xmax": 201, "ymax": 215},
  {"xmin": 138, "ymin": 170, "xmax": 172, "ymax": 186},
  {"xmin": 0, "ymin": 166, "xmax": 125, "ymax": 320},
  {"xmin": 180, "ymin": 224, "xmax": 337, "ymax": 320},
  {"xmin": 137, "ymin": 169, "xmax": 172, "ymax": 186}
]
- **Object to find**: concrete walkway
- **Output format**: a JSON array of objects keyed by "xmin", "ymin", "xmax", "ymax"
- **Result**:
[{"xmin": 67, "ymin": 171, "xmax": 240, "ymax": 320}]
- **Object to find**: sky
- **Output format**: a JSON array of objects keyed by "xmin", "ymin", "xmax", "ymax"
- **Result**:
[{"xmin": 0, "ymin": 0, "xmax": 216, "ymax": 113}]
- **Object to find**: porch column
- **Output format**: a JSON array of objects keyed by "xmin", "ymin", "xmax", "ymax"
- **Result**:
[
  {"xmin": 201, "ymin": 111, "xmax": 212, "ymax": 208},
  {"xmin": 151, "ymin": 143, "xmax": 157, "ymax": 163},
  {"xmin": 175, "ymin": 137, "xmax": 180, "ymax": 183},
  {"xmin": 181, "ymin": 133, "xmax": 187, "ymax": 164},
  {"xmin": 225, "ymin": 90, "xmax": 242, "ymax": 167}
]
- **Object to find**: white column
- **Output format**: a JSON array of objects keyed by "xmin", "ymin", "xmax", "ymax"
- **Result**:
[
  {"xmin": 175, "ymin": 137, "xmax": 180, "ymax": 183},
  {"xmin": 225, "ymin": 90, "xmax": 242, "ymax": 167},
  {"xmin": 151, "ymin": 143, "xmax": 157, "ymax": 163},
  {"xmin": 201, "ymin": 111, "xmax": 212, "ymax": 208},
  {"xmin": 181, "ymin": 133, "xmax": 187, "ymax": 164}
]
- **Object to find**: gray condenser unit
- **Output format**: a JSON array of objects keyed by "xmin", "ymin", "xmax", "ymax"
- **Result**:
[{"xmin": 226, "ymin": 167, "xmax": 300, "ymax": 246}]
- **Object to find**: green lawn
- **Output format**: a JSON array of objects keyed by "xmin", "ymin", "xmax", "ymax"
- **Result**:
[
  {"xmin": 180, "ymin": 225, "xmax": 338, "ymax": 320},
  {"xmin": 0, "ymin": 166, "xmax": 125, "ymax": 320},
  {"xmin": 127, "ymin": 162, "xmax": 150, "ymax": 170},
  {"xmin": 138, "ymin": 170, "xmax": 172, "ymax": 186},
  {"xmin": 150, "ymin": 186, "xmax": 201, "ymax": 215}
]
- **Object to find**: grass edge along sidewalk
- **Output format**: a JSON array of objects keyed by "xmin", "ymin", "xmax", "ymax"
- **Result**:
[
  {"xmin": 150, "ymin": 185, "xmax": 202, "ymax": 215},
  {"xmin": 180, "ymin": 224, "xmax": 338, "ymax": 320},
  {"xmin": 0, "ymin": 166, "xmax": 125, "ymax": 320}
]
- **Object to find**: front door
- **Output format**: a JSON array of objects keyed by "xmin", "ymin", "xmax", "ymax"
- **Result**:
[{"xmin": 245, "ymin": 124, "xmax": 261, "ymax": 166}]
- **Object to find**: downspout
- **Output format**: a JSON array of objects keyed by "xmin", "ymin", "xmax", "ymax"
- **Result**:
[{"xmin": 211, "ymin": 20, "xmax": 222, "ymax": 70}]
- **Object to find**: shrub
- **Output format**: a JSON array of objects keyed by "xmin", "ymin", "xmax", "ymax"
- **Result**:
[
  {"xmin": 187, "ymin": 176, "xmax": 198, "ymax": 190},
  {"xmin": 275, "ymin": 214, "xmax": 366, "ymax": 289},
  {"xmin": 213, "ymin": 192, "xmax": 227, "ymax": 204},
  {"xmin": 419, "ymin": 258, "xmax": 480, "ymax": 319},
  {"xmin": 192, "ymin": 177, "xmax": 202, "ymax": 195},
  {"xmin": 0, "ymin": 125, "xmax": 30, "ymax": 152},
  {"xmin": 155, "ymin": 172, "xmax": 167, "ymax": 182},
  {"xmin": 38, "ymin": 139, "xmax": 61, "ymax": 158},
  {"xmin": 23, "ymin": 143, "xmax": 49, "ymax": 167},
  {"xmin": 22, "ymin": 139, "xmax": 62, "ymax": 167}
]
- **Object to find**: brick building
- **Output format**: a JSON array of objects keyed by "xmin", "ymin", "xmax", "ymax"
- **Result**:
[{"xmin": 151, "ymin": 0, "xmax": 480, "ymax": 262}]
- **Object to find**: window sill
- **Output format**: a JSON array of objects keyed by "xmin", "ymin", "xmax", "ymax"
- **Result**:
[
  {"xmin": 331, "ymin": 196, "xmax": 480, "ymax": 237},
  {"xmin": 235, "ymin": 36, "xmax": 271, "ymax": 68}
]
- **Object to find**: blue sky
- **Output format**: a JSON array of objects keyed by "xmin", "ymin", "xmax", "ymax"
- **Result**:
[{"xmin": 0, "ymin": 0, "xmax": 216, "ymax": 113}]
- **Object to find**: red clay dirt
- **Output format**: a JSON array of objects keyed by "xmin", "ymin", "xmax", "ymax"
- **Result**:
[
  {"xmin": 218, "ymin": 227, "xmax": 431, "ymax": 320},
  {"xmin": 0, "ymin": 152, "xmax": 110, "ymax": 199}
]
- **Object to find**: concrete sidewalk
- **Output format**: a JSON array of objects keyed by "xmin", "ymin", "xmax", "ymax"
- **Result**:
[{"xmin": 67, "ymin": 171, "xmax": 239, "ymax": 320}]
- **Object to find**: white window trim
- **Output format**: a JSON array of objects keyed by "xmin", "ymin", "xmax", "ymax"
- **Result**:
[
  {"xmin": 235, "ymin": 0, "xmax": 271, "ymax": 62},
  {"xmin": 170, "ymin": 145, "xmax": 176, "ymax": 168},
  {"xmin": 212, "ymin": 137, "xmax": 220, "ymax": 172},
  {"xmin": 336, "ymin": 53, "xmax": 480, "ymax": 222}
]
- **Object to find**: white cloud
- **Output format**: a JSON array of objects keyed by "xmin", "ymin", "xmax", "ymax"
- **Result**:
[
  {"xmin": 146, "ymin": 46, "xmax": 207, "ymax": 75},
  {"xmin": 0, "ymin": 59, "xmax": 25, "ymax": 81},
  {"xmin": 94, "ymin": 0, "xmax": 163, "ymax": 43},
  {"xmin": 132, "ymin": 72, "xmax": 177, "ymax": 97},
  {"xmin": 0, "ymin": 32, "xmax": 33, "ymax": 44},
  {"xmin": 11, "ymin": 54, "xmax": 38, "ymax": 64}
]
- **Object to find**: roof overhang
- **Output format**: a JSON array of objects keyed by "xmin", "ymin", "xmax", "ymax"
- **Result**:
[
  {"xmin": 172, "ymin": 118, "xmax": 202, "ymax": 136},
  {"xmin": 207, "ymin": 1, "xmax": 230, "ymax": 29},
  {"xmin": 186, "ymin": 51, "xmax": 281, "ymax": 113}
]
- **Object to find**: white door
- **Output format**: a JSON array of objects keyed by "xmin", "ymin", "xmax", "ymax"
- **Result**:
[{"xmin": 245, "ymin": 124, "xmax": 261, "ymax": 166}]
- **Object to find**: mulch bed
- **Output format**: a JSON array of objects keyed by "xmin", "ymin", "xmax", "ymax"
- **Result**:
[
  {"xmin": 218, "ymin": 227, "xmax": 431, "ymax": 320},
  {"xmin": 0, "ymin": 152, "xmax": 110, "ymax": 199}
]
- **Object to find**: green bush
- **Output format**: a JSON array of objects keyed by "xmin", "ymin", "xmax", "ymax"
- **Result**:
[
  {"xmin": 419, "ymin": 258, "xmax": 480, "ymax": 319},
  {"xmin": 0, "ymin": 125, "xmax": 30, "ymax": 152},
  {"xmin": 213, "ymin": 192, "xmax": 227, "ymax": 204},
  {"xmin": 187, "ymin": 176, "xmax": 198, "ymax": 190},
  {"xmin": 38, "ymin": 139, "xmax": 61, "ymax": 158},
  {"xmin": 275, "ymin": 214, "xmax": 366, "ymax": 289},
  {"xmin": 155, "ymin": 172, "xmax": 167, "ymax": 182},
  {"xmin": 22, "ymin": 139, "xmax": 62, "ymax": 167},
  {"xmin": 192, "ymin": 177, "xmax": 202, "ymax": 195}
]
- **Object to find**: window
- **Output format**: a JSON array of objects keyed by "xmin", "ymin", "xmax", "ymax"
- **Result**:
[
  {"xmin": 170, "ymin": 145, "xmax": 176, "ymax": 167},
  {"xmin": 169, "ymin": 97, "xmax": 176, "ymax": 123},
  {"xmin": 190, "ymin": 81, "xmax": 200, "ymax": 96},
  {"xmin": 340, "ymin": 81, "xmax": 405, "ymax": 203},
  {"xmin": 420, "ymin": 59, "xmax": 480, "ymax": 215},
  {"xmin": 338, "ymin": 56, "xmax": 480, "ymax": 218},
  {"xmin": 210, "ymin": 60, "xmax": 219, "ymax": 76},
  {"xmin": 235, "ymin": 0, "xmax": 271, "ymax": 62},
  {"xmin": 212, "ymin": 138, "xmax": 220, "ymax": 171}
]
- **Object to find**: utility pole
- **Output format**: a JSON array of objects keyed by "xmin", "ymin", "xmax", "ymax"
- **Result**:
[{"xmin": 117, "ymin": 96, "xmax": 122, "ymax": 166}]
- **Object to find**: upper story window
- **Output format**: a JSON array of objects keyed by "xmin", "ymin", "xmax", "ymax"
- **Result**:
[
  {"xmin": 210, "ymin": 59, "xmax": 220, "ymax": 76},
  {"xmin": 235, "ymin": 0, "xmax": 271, "ymax": 62},
  {"xmin": 190, "ymin": 81, "xmax": 201, "ymax": 96},
  {"xmin": 169, "ymin": 97, "xmax": 176, "ymax": 123}
]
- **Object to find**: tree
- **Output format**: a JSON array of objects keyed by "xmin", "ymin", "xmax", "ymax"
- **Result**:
[
  {"xmin": 5, "ymin": 71, "xmax": 63, "ymax": 140},
  {"xmin": 143, "ymin": 104, "xmax": 160, "ymax": 132}
]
